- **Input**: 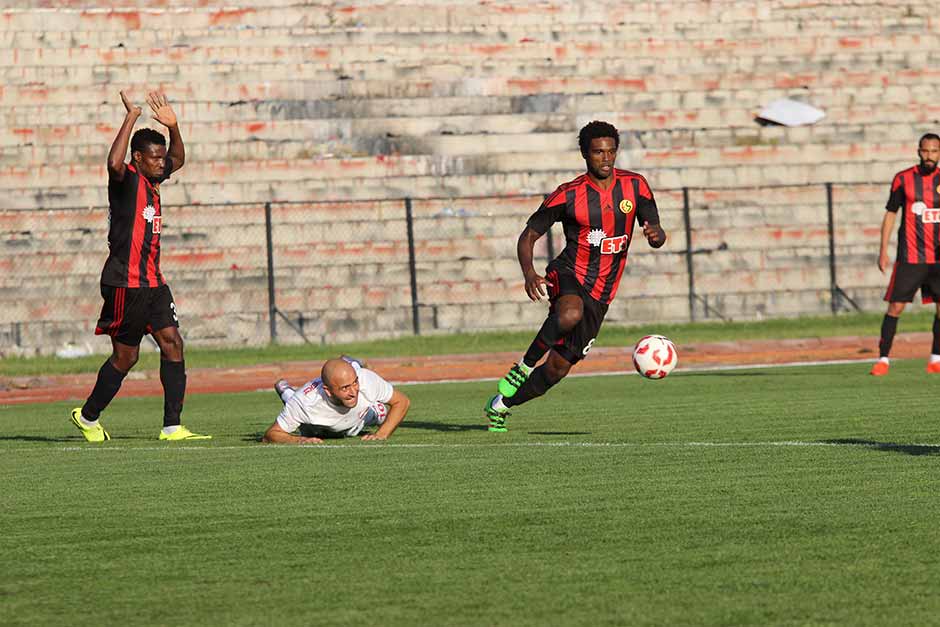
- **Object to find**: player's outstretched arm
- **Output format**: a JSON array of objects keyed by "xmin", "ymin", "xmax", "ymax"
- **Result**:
[
  {"xmin": 147, "ymin": 91, "xmax": 185, "ymax": 173},
  {"xmin": 642, "ymin": 221, "xmax": 667, "ymax": 248},
  {"xmin": 361, "ymin": 389, "xmax": 410, "ymax": 441},
  {"xmin": 262, "ymin": 421, "xmax": 323, "ymax": 445},
  {"xmin": 517, "ymin": 226, "xmax": 549, "ymax": 301},
  {"xmin": 107, "ymin": 90, "xmax": 141, "ymax": 181}
]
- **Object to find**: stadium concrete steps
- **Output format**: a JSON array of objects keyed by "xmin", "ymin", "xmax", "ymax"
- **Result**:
[
  {"xmin": 0, "ymin": 0, "xmax": 927, "ymax": 348},
  {"xmin": 0, "ymin": 164, "xmax": 908, "ymax": 212},
  {"xmin": 0, "ymin": 1, "xmax": 926, "ymax": 32}
]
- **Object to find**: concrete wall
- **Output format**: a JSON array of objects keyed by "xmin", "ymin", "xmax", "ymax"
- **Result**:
[{"xmin": 0, "ymin": 0, "xmax": 932, "ymax": 353}]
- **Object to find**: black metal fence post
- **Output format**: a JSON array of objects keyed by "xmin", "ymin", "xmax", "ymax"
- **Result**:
[
  {"xmin": 682, "ymin": 187, "xmax": 696, "ymax": 322},
  {"xmin": 264, "ymin": 202, "xmax": 277, "ymax": 343},
  {"xmin": 405, "ymin": 197, "xmax": 421, "ymax": 335},
  {"xmin": 826, "ymin": 182, "xmax": 838, "ymax": 314}
]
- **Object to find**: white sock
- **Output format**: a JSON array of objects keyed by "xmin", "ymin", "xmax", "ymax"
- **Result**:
[
  {"xmin": 519, "ymin": 360, "xmax": 535, "ymax": 374},
  {"xmin": 79, "ymin": 415, "xmax": 98, "ymax": 428},
  {"xmin": 931, "ymin": 355, "xmax": 940, "ymax": 364},
  {"xmin": 162, "ymin": 425, "xmax": 181, "ymax": 435},
  {"xmin": 280, "ymin": 387, "xmax": 296, "ymax": 403},
  {"xmin": 878, "ymin": 357, "xmax": 890, "ymax": 364},
  {"xmin": 492, "ymin": 395, "xmax": 508, "ymax": 412}
]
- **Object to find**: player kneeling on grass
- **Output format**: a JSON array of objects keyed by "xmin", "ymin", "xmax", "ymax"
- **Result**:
[{"xmin": 262, "ymin": 356, "xmax": 410, "ymax": 444}]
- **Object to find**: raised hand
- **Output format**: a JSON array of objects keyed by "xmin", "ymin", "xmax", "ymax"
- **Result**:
[
  {"xmin": 120, "ymin": 90, "xmax": 141, "ymax": 117},
  {"xmin": 146, "ymin": 91, "xmax": 178, "ymax": 128}
]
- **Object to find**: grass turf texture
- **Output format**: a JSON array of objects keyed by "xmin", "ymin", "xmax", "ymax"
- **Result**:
[
  {"xmin": 2, "ymin": 309, "xmax": 935, "ymax": 376},
  {"xmin": 2, "ymin": 360, "xmax": 939, "ymax": 625}
]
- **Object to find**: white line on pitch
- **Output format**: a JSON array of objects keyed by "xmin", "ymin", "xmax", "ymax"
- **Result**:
[
  {"xmin": 247, "ymin": 357, "xmax": 876, "ymax": 391},
  {"xmin": 5, "ymin": 439, "xmax": 929, "ymax": 454}
]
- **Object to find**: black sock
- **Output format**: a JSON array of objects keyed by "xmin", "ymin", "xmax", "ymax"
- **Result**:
[
  {"xmin": 523, "ymin": 314, "xmax": 562, "ymax": 366},
  {"xmin": 160, "ymin": 360, "xmax": 186, "ymax": 427},
  {"xmin": 81, "ymin": 359, "xmax": 128, "ymax": 420},
  {"xmin": 505, "ymin": 365, "xmax": 559, "ymax": 408},
  {"xmin": 932, "ymin": 317, "xmax": 940, "ymax": 355},
  {"xmin": 879, "ymin": 314, "xmax": 899, "ymax": 358}
]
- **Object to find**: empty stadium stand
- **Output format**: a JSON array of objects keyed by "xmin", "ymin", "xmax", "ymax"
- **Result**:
[{"xmin": 0, "ymin": 0, "xmax": 932, "ymax": 352}]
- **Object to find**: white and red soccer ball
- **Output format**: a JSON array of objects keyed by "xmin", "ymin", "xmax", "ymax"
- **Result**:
[{"xmin": 632, "ymin": 335, "xmax": 678, "ymax": 379}]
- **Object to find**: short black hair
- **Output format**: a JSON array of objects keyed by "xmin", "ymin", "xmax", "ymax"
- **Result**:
[
  {"xmin": 131, "ymin": 128, "xmax": 166, "ymax": 154},
  {"xmin": 920, "ymin": 133, "xmax": 940, "ymax": 146},
  {"xmin": 579, "ymin": 120, "xmax": 620, "ymax": 158}
]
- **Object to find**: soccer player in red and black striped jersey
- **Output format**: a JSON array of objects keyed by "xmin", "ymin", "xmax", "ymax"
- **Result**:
[
  {"xmin": 871, "ymin": 133, "xmax": 940, "ymax": 376},
  {"xmin": 70, "ymin": 90, "xmax": 210, "ymax": 441},
  {"xmin": 484, "ymin": 121, "xmax": 666, "ymax": 431}
]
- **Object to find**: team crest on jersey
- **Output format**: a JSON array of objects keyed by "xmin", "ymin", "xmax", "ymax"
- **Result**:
[
  {"xmin": 586, "ymin": 229, "xmax": 629, "ymax": 254},
  {"xmin": 619, "ymin": 199, "xmax": 634, "ymax": 214}
]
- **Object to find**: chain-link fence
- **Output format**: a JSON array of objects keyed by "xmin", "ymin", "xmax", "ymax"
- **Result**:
[{"xmin": 0, "ymin": 181, "xmax": 891, "ymax": 355}]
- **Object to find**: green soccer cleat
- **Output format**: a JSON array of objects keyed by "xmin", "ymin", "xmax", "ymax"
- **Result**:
[
  {"xmin": 497, "ymin": 362, "xmax": 533, "ymax": 398},
  {"xmin": 70, "ymin": 408, "xmax": 111, "ymax": 443},
  {"xmin": 484, "ymin": 395, "xmax": 510, "ymax": 433},
  {"xmin": 159, "ymin": 426, "xmax": 212, "ymax": 441}
]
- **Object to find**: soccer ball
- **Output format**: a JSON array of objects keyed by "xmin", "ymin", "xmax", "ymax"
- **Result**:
[{"xmin": 632, "ymin": 335, "xmax": 678, "ymax": 379}]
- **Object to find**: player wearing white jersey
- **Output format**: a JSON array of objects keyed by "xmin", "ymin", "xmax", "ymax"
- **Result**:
[{"xmin": 262, "ymin": 356, "xmax": 410, "ymax": 444}]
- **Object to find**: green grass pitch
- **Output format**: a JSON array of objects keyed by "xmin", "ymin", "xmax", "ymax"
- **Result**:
[{"xmin": 2, "ymin": 360, "xmax": 939, "ymax": 626}]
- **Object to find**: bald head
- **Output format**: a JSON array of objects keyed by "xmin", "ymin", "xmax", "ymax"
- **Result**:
[
  {"xmin": 321, "ymin": 358, "xmax": 355, "ymax": 387},
  {"xmin": 321, "ymin": 358, "xmax": 360, "ymax": 408}
]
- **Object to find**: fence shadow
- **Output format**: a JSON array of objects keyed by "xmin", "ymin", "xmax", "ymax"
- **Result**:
[{"xmin": 822, "ymin": 438, "xmax": 940, "ymax": 456}]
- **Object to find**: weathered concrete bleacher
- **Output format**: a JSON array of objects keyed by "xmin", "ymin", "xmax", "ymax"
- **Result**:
[{"xmin": 0, "ymin": 0, "xmax": 933, "ymax": 352}]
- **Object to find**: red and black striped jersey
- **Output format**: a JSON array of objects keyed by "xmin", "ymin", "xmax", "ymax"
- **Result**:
[
  {"xmin": 886, "ymin": 165, "xmax": 940, "ymax": 264},
  {"xmin": 100, "ymin": 159, "xmax": 173, "ymax": 287},
  {"xmin": 527, "ymin": 168, "xmax": 660, "ymax": 304}
]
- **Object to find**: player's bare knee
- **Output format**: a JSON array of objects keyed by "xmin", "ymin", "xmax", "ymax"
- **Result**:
[
  {"xmin": 557, "ymin": 307, "xmax": 583, "ymax": 332},
  {"xmin": 887, "ymin": 302, "xmax": 906, "ymax": 316},
  {"xmin": 111, "ymin": 349, "xmax": 138, "ymax": 372},
  {"xmin": 545, "ymin": 358, "xmax": 572, "ymax": 383},
  {"xmin": 162, "ymin": 338, "xmax": 184, "ymax": 361}
]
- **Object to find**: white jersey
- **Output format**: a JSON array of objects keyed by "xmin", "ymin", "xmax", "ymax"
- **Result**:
[{"xmin": 276, "ymin": 366, "xmax": 394, "ymax": 436}]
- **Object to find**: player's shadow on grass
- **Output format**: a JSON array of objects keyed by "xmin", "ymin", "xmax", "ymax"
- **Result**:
[
  {"xmin": 402, "ymin": 421, "xmax": 489, "ymax": 432},
  {"xmin": 680, "ymin": 371, "xmax": 801, "ymax": 377},
  {"xmin": 822, "ymin": 438, "xmax": 940, "ymax": 456},
  {"xmin": 0, "ymin": 435, "xmax": 75, "ymax": 443},
  {"xmin": 0, "ymin": 434, "xmax": 156, "ymax": 443}
]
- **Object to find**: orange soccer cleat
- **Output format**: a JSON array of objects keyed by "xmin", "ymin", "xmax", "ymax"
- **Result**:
[
  {"xmin": 870, "ymin": 361, "xmax": 890, "ymax": 376},
  {"xmin": 926, "ymin": 361, "xmax": 940, "ymax": 374}
]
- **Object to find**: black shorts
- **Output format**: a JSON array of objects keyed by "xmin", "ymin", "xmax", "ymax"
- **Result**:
[
  {"xmin": 884, "ymin": 263, "xmax": 940, "ymax": 304},
  {"xmin": 544, "ymin": 264, "xmax": 609, "ymax": 364},
  {"xmin": 94, "ymin": 283, "xmax": 179, "ymax": 346}
]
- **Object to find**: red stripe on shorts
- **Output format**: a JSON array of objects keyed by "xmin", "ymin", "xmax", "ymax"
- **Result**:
[
  {"xmin": 109, "ymin": 287, "xmax": 125, "ymax": 334},
  {"xmin": 883, "ymin": 262, "xmax": 899, "ymax": 302}
]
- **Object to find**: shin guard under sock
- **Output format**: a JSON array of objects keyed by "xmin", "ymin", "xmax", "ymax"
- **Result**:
[
  {"xmin": 160, "ymin": 360, "xmax": 187, "ymax": 427},
  {"xmin": 505, "ymin": 366, "xmax": 558, "ymax": 408},
  {"xmin": 879, "ymin": 314, "xmax": 899, "ymax": 358},
  {"xmin": 81, "ymin": 359, "xmax": 128, "ymax": 420},
  {"xmin": 523, "ymin": 314, "xmax": 562, "ymax": 366}
]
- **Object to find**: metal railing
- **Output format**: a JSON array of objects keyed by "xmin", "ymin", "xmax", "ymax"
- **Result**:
[{"xmin": 0, "ymin": 180, "xmax": 887, "ymax": 351}]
